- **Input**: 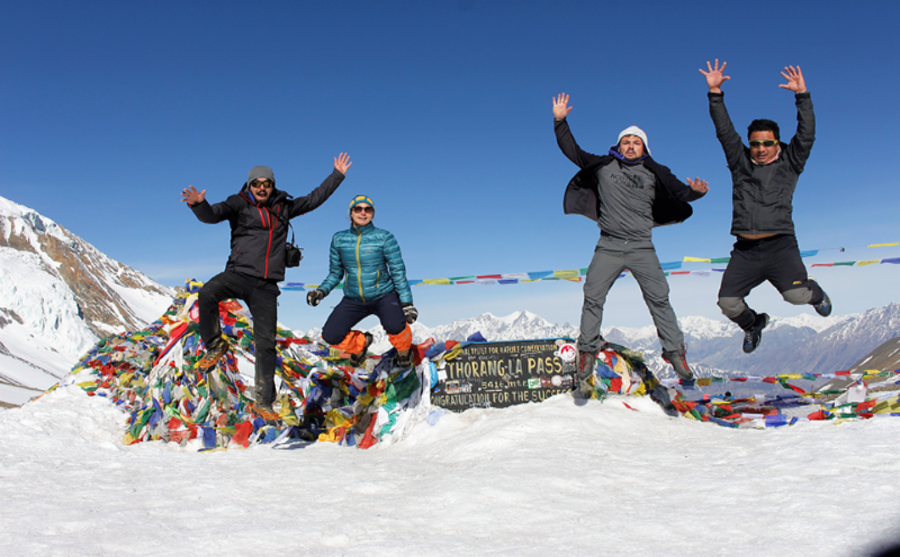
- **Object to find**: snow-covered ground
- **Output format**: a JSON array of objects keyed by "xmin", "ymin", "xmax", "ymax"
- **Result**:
[{"xmin": 2, "ymin": 384, "xmax": 899, "ymax": 556}]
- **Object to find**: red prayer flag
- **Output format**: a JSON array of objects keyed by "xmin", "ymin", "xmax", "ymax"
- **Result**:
[{"xmin": 231, "ymin": 421, "xmax": 253, "ymax": 447}]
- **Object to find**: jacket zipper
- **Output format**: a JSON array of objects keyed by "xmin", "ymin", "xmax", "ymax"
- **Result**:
[
  {"xmin": 355, "ymin": 228, "xmax": 365, "ymax": 301},
  {"xmin": 256, "ymin": 205, "xmax": 275, "ymax": 278}
]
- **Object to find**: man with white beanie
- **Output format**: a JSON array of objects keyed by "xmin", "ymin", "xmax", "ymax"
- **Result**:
[{"xmin": 552, "ymin": 92, "xmax": 709, "ymax": 385}]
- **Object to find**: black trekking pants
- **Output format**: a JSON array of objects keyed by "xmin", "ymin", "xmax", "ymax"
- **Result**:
[{"xmin": 198, "ymin": 269, "xmax": 280, "ymax": 405}]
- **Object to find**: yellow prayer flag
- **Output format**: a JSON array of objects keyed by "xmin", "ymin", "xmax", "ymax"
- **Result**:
[
  {"xmin": 423, "ymin": 278, "xmax": 452, "ymax": 285},
  {"xmin": 867, "ymin": 242, "xmax": 900, "ymax": 248},
  {"xmin": 857, "ymin": 260, "xmax": 880, "ymax": 266},
  {"xmin": 684, "ymin": 257, "xmax": 711, "ymax": 263},
  {"xmin": 553, "ymin": 269, "xmax": 580, "ymax": 278}
]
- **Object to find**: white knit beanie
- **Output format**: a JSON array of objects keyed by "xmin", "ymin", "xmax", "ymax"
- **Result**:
[{"xmin": 616, "ymin": 126, "xmax": 650, "ymax": 155}]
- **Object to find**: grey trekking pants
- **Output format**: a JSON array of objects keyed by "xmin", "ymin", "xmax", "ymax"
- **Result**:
[{"xmin": 578, "ymin": 235, "xmax": 684, "ymax": 353}]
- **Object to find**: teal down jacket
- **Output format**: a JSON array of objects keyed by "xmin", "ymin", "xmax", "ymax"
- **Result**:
[{"xmin": 319, "ymin": 223, "xmax": 413, "ymax": 304}]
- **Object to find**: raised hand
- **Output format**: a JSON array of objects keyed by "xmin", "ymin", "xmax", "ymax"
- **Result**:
[
  {"xmin": 334, "ymin": 152, "xmax": 352, "ymax": 175},
  {"xmin": 778, "ymin": 65, "xmax": 807, "ymax": 93},
  {"xmin": 552, "ymin": 93, "xmax": 573, "ymax": 120},
  {"xmin": 699, "ymin": 59, "xmax": 730, "ymax": 93},
  {"xmin": 181, "ymin": 185, "xmax": 206, "ymax": 206},
  {"xmin": 687, "ymin": 177, "xmax": 710, "ymax": 194}
]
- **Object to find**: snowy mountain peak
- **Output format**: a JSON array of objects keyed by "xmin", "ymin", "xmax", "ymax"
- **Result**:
[{"xmin": 0, "ymin": 195, "xmax": 175, "ymax": 403}]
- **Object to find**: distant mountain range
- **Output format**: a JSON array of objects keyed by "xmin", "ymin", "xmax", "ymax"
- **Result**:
[
  {"xmin": 1, "ymin": 194, "xmax": 897, "ymax": 406},
  {"xmin": 312, "ymin": 304, "xmax": 900, "ymax": 380}
]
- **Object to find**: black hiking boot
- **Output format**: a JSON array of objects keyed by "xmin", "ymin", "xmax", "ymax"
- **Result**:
[
  {"xmin": 808, "ymin": 279, "xmax": 832, "ymax": 317},
  {"xmin": 573, "ymin": 350, "xmax": 597, "ymax": 399},
  {"xmin": 348, "ymin": 332, "xmax": 374, "ymax": 367},
  {"xmin": 661, "ymin": 348, "xmax": 694, "ymax": 381},
  {"xmin": 394, "ymin": 349, "xmax": 413, "ymax": 369},
  {"xmin": 576, "ymin": 350, "xmax": 597, "ymax": 382},
  {"xmin": 197, "ymin": 336, "xmax": 229, "ymax": 374},
  {"xmin": 742, "ymin": 313, "xmax": 770, "ymax": 354}
]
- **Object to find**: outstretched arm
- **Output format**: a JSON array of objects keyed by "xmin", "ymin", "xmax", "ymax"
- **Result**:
[
  {"xmin": 553, "ymin": 92, "xmax": 604, "ymax": 169},
  {"xmin": 782, "ymin": 66, "xmax": 815, "ymax": 172},
  {"xmin": 699, "ymin": 59, "xmax": 731, "ymax": 93},
  {"xmin": 703, "ymin": 59, "xmax": 744, "ymax": 168},
  {"xmin": 288, "ymin": 154, "xmax": 350, "ymax": 217},
  {"xmin": 779, "ymin": 65, "xmax": 807, "ymax": 93}
]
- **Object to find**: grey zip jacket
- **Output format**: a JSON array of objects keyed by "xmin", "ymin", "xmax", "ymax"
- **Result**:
[{"xmin": 709, "ymin": 91, "xmax": 815, "ymax": 237}]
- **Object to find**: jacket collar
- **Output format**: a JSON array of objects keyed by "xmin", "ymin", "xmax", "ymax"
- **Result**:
[
  {"xmin": 239, "ymin": 186, "xmax": 287, "ymax": 207},
  {"xmin": 609, "ymin": 146, "xmax": 649, "ymax": 165},
  {"xmin": 351, "ymin": 222, "xmax": 375, "ymax": 234}
]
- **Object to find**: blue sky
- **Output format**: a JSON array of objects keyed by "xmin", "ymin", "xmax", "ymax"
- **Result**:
[{"xmin": 2, "ymin": 0, "xmax": 899, "ymax": 333}]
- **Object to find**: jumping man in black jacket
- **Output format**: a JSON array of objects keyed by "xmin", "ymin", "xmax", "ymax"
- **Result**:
[
  {"xmin": 181, "ymin": 153, "xmax": 351, "ymax": 420},
  {"xmin": 553, "ymin": 93, "xmax": 708, "ymax": 383},
  {"xmin": 700, "ymin": 60, "xmax": 831, "ymax": 354}
]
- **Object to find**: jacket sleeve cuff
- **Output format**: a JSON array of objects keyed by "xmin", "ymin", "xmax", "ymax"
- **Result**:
[
  {"xmin": 795, "ymin": 91, "xmax": 811, "ymax": 99},
  {"xmin": 707, "ymin": 92, "xmax": 724, "ymax": 99}
]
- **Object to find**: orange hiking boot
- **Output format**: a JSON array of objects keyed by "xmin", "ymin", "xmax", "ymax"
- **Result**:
[
  {"xmin": 253, "ymin": 401, "xmax": 281, "ymax": 426},
  {"xmin": 348, "ymin": 332, "xmax": 373, "ymax": 367},
  {"xmin": 197, "ymin": 336, "xmax": 229, "ymax": 374}
]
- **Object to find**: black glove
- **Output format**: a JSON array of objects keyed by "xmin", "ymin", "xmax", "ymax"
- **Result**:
[
  {"xmin": 306, "ymin": 289, "xmax": 325, "ymax": 307},
  {"xmin": 402, "ymin": 302, "xmax": 418, "ymax": 324}
]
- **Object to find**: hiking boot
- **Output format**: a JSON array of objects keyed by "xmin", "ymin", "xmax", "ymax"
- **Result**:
[
  {"xmin": 394, "ymin": 349, "xmax": 413, "ymax": 369},
  {"xmin": 661, "ymin": 349, "xmax": 693, "ymax": 381},
  {"xmin": 197, "ymin": 336, "xmax": 229, "ymax": 374},
  {"xmin": 253, "ymin": 401, "xmax": 281, "ymax": 426},
  {"xmin": 742, "ymin": 313, "xmax": 770, "ymax": 354},
  {"xmin": 808, "ymin": 279, "xmax": 832, "ymax": 317},
  {"xmin": 348, "ymin": 332, "xmax": 374, "ymax": 367},
  {"xmin": 577, "ymin": 350, "xmax": 597, "ymax": 382}
]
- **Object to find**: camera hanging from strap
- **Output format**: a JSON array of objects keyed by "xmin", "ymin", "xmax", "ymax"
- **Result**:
[{"xmin": 285, "ymin": 221, "xmax": 303, "ymax": 267}]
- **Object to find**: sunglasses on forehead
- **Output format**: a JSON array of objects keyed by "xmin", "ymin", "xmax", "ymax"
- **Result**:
[{"xmin": 749, "ymin": 139, "xmax": 778, "ymax": 148}]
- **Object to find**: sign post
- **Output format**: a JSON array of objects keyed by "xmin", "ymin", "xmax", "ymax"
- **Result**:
[{"xmin": 431, "ymin": 339, "xmax": 578, "ymax": 412}]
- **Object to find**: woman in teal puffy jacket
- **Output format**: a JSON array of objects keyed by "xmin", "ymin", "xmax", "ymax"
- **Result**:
[{"xmin": 306, "ymin": 195, "xmax": 418, "ymax": 368}]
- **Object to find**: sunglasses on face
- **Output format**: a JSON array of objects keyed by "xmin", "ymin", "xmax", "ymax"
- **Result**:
[
  {"xmin": 352, "ymin": 205, "xmax": 373, "ymax": 214},
  {"xmin": 749, "ymin": 139, "xmax": 778, "ymax": 148},
  {"xmin": 250, "ymin": 179, "xmax": 273, "ymax": 188}
]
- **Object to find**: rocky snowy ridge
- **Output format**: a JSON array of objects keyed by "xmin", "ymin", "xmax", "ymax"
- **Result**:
[{"xmin": 0, "ymin": 196, "xmax": 174, "ymax": 404}]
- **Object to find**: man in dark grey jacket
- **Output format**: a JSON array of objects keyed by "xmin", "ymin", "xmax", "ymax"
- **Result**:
[
  {"xmin": 700, "ymin": 60, "xmax": 831, "ymax": 354},
  {"xmin": 553, "ymin": 93, "xmax": 709, "ymax": 383},
  {"xmin": 181, "ymin": 153, "xmax": 351, "ymax": 420}
]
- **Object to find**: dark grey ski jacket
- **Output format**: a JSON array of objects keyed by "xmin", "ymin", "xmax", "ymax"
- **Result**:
[
  {"xmin": 555, "ymin": 118, "xmax": 704, "ymax": 227},
  {"xmin": 709, "ymin": 91, "xmax": 815, "ymax": 237},
  {"xmin": 190, "ymin": 169, "xmax": 344, "ymax": 281}
]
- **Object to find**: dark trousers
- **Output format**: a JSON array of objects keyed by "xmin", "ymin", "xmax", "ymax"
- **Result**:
[
  {"xmin": 322, "ymin": 291, "xmax": 406, "ymax": 345},
  {"xmin": 198, "ymin": 270, "xmax": 280, "ymax": 405},
  {"xmin": 718, "ymin": 234, "xmax": 824, "ymax": 330}
]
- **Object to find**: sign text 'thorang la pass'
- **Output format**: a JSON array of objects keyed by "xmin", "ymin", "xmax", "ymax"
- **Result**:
[{"xmin": 432, "ymin": 339, "xmax": 579, "ymax": 412}]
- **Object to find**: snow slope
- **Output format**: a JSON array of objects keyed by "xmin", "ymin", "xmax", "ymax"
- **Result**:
[{"xmin": 1, "ymin": 384, "xmax": 898, "ymax": 557}]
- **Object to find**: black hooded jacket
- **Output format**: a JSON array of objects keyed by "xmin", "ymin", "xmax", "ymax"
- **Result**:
[
  {"xmin": 555, "ymin": 118, "xmax": 703, "ymax": 228},
  {"xmin": 190, "ymin": 169, "xmax": 344, "ymax": 281}
]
